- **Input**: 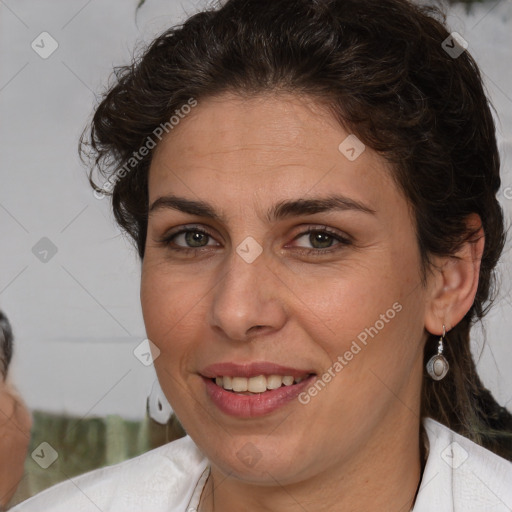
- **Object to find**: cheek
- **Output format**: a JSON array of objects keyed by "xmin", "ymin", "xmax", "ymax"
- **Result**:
[
  {"xmin": 289, "ymin": 265, "xmax": 401, "ymax": 342},
  {"xmin": 295, "ymin": 246, "xmax": 423, "ymax": 374},
  {"xmin": 140, "ymin": 260, "xmax": 213, "ymax": 355},
  {"xmin": 141, "ymin": 264, "xmax": 183, "ymax": 344},
  {"xmin": 140, "ymin": 264, "xmax": 207, "ymax": 410}
]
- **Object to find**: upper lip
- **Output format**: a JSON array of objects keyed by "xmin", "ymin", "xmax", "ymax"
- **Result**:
[{"xmin": 200, "ymin": 361, "xmax": 315, "ymax": 379}]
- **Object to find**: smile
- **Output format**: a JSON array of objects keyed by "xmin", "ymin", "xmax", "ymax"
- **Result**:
[
  {"xmin": 212, "ymin": 374, "xmax": 309, "ymax": 393},
  {"xmin": 200, "ymin": 362, "xmax": 317, "ymax": 417}
]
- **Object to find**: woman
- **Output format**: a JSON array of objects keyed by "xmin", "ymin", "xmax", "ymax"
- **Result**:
[
  {"xmin": 0, "ymin": 311, "xmax": 32, "ymax": 510},
  {"xmin": 13, "ymin": 0, "xmax": 512, "ymax": 510}
]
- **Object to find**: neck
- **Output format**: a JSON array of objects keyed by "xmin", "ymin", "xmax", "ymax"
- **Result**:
[{"xmin": 199, "ymin": 412, "xmax": 423, "ymax": 512}]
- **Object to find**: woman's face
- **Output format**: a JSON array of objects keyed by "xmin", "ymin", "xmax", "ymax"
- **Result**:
[{"xmin": 141, "ymin": 93, "xmax": 430, "ymax": 484}]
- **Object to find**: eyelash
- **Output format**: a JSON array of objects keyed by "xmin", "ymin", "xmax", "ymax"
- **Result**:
[
  {"xmin": 291, "ymin": 227, "xmax": 352, "ymax": 255},
  {"xmin": 158, "ymin": 225, "xmax": 352, "ymax": 255},
  {"xmin": 158, "ymin": 226, "xmax": 218, "ymax": 256}
]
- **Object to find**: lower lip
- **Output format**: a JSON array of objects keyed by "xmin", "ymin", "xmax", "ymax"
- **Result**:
[{"xmin": 202, "ymin": 375, "xmax": 316, "ymax": 418}]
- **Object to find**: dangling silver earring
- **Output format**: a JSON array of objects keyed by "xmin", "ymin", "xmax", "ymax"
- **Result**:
[{"xmin": 426, "ymin": 325, "xmax": 449, "ymax": 381}]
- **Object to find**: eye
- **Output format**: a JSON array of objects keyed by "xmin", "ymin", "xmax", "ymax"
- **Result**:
[
  {"xmin": 175, "ymin": 230, "xmax": 212, "ymax": 248},
  {"xmin": 291, "ymin": 228, "xmax": 351, "ymax": 251},
  {"xmin": 160, "ymin": 226, "xmax": 220, "ymax": 250}
]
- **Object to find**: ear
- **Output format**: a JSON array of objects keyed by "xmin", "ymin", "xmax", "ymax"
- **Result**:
[{"xmin": 424, "ymin": 213, "xmax": 485, "ymax": 336}]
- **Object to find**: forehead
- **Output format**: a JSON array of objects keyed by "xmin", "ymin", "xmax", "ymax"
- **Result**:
[{"xmin": 148, "ymin": 92, "xmax": 400, "ymax": 215}]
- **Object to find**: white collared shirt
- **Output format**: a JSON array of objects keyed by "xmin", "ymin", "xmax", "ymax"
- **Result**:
[
  {"xmin": 414, "ymin": 418, "xmax": 512, "ymax": 511},
  {"xmin": 11, "ymin": 418, "xmax": 512, "ymax": 511}
]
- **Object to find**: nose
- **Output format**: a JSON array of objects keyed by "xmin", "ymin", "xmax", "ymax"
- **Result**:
[{"xmin": 208, "ymin": 248, "xmax": 287, "ymax": 342}]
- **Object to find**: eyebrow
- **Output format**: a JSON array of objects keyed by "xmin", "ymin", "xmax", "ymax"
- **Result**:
[{"xmin": 148, "ymin": 194, "xmax": 376, "ymax": 221}]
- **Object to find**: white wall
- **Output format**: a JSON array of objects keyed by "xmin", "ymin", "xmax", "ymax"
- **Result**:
[{"xmin": 0, "ymin": 0, "xmax": 511, "ymax": 419}]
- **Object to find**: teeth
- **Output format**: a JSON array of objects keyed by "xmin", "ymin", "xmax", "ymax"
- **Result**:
[
  {"xmin": 232, "ymin": 377, "xmax": 248, "ymax": 392},
  {"xmin": 266, "ymin": 375, "xmax": 283, "ymax": 390},
  {"xmin": 248, "ymin": 375, "xmax": 267, "ymax": 393},
  {"xmin": 214, "ymin": 374, "xmax": 307, "ymax": 393},
  {"xmin": 282, "ymin": 376, "xmax": 294, "ymax": 386},
  {"xmin": 223, "ymin": 376, "xmax": 233, "ymax": 390}
]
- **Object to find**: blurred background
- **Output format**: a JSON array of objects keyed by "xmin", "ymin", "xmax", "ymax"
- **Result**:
[{"xmin": 0, "ymin": 0, "xmax": 511, "ymax": 506}]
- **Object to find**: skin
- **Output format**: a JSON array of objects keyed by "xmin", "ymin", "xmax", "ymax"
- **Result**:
[
  {"xmin": 0, "ymin": 380, "xmax": 32, "ymax": 508},
  {"xmin": 140, "ymin": 92, "xmax": 483, "ymax": 512}
]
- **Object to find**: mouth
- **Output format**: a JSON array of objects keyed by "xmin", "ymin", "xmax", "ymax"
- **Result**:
[
  {"xmin": 211, "ymin": 374, "xmax": 313, "ymax": 395},
  {"xmin": 200, "ymin": 362, "xmax": 317, "ymax": 417}
]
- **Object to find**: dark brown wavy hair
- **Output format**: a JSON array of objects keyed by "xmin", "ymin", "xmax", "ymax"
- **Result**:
[
  {"xmin": 81, "ymin": 0, "xmax": 512, "ymax": 458},
  {"xmin": 0, "ymin": 310, "xmax": 13, "ymax": 380}
]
